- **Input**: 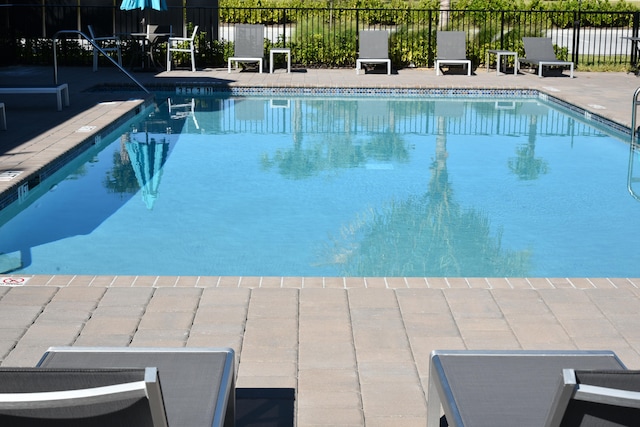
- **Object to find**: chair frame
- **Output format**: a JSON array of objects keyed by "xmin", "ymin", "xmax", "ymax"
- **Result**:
[
  {"xmin": 228, "ymin": 24, "xmax": 265, "ymax": 73},
  {"xmin": 0, "ymin": 367, "xmax": 168, "ymax": 427},
  {"xmin": 544, "ymin": 369, "xmax": 640, "ymax": 427},
  {"xmin": 519, "ymin": 37, "xmax": 575, "ymax": 78},
  {"xmin": 435, "ymin": 31, "xmax": 471, "ymax": 76},
  {"xmin": 428, "ymin": 350, "xmax": 627, "ymax": 427},
  {"xmin": 166, "ymin": 25, "xmax": 199, "ymax": 72},
  {"xmin": 87, "ymin": 25, "xmax": 122, "ymax": 72},
  {"xmin": 356, "ymin": 30, "xmax": 391, "ymax": 75},
  {"xmin": 37, "ymin": 346, "xmax": 236, "ymax": 427}
]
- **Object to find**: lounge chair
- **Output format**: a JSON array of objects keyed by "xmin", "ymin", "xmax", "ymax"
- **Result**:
[
  {"xmin": 166, "ymin": 25, "xmax": 199, "ymax": 72},
  {"xmin": 0, "ymin": 367, "xmax": 168, "ymax": 426},
  {"xmin": 356, "ymin": 30, "xmax": 391, "ymax": 75},
  {"xmin": 545, "ymin": 369, "xmax": 640, "ymax": 426},
  {"xmin": 435, "ymin": 31, "xmax": 471, "ymax": 76},
  {"xmin": 36, "ymin": 346, "xmax": 236, "ymax": 427},
  {"xmin": 519, "ymin": 37, "xmax": 574, "ymax": 78},
  {"xmin": 228, "ymin": 24, "xmax": 265, "ymax": 73},
  {"xmin": 427, "ymin": 350, "xmax": 627, "ymax": 427},
  {"xmin": 87, "ymin": 25, "xmax": 122, "ymax": 72}
]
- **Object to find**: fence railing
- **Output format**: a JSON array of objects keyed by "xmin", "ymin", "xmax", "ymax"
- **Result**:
[{"xmin": 1, "ymin": 4, "xmax": 638, "ymax": 69}]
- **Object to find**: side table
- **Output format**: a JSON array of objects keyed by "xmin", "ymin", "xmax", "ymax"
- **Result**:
[
  {"xmin": 270, "ymin": 48, "xmax": 291, "ymax": 73},
  {"xmin": 486, "ymin": 49, "xmax": 518, "ymax": 75}
]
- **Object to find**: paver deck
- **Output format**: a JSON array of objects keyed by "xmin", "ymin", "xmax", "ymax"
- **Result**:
[{"xmin": 1, "ymin": 64, "xmax": 640, "ymax": 426}]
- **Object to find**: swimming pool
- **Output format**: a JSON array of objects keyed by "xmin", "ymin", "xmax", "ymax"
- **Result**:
[{"xmin": 0, "ymin": 93, "xmax": 637, "ymax": 277}]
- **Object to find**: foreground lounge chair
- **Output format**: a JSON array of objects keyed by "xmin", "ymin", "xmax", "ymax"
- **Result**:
[
  {"xmin": 519, "ymin": 37, "xmax": 574, "ymax": 78},
  {"xmin": 35, "ymin": 346, "xmax": 236, "ymax": 427},
  {"xmin": 435, "ymin": 31, "xmax": 471, "ymax": 76},
  {"xmin": 427, "ymin": 350, "xmax": 627, "ymax": 427},
  {"xmin": 356, "ymin": 30, "xmax": 391, "ymax": 75},
  {"xmin": 228, "ymin": 24, "xmax": 265, "ymax": 73},
  {"xmin": 0, "ymin": 367, "xmax": 167, "ymax": 426},
  {"xmin": 545, "ymin": 369, "xmax": 640, "ymax": 426}
]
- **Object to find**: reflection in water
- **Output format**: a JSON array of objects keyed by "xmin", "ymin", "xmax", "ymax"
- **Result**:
[
  {"xmin": 508, "ymin": 103, "xmax": 549, "ymax": 181},
  {"xmin": 3, "ymin": 94, "xmax": 628, "ymax": 277},
  {"xmin": 628, "ymin": 140, "xmax": 640, "ymax": 201},
  {"xmin": 323, "ymin": 109, "xmax": 531, "ymax": 277},
  {"xmin": 126, "ymin": 134, "xmax": 170, "ymax": 210},
  {"xmin": 261, "ymin": 100, "xmax": 411, "ymax": 178}
]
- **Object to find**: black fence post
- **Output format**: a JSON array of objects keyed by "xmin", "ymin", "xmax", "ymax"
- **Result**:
[{"xmin": 571, "ymin": 8, "xmax": 580, "ymax": 67}]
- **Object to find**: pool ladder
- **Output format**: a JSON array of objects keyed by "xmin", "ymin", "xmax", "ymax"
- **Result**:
[
  {"xmin": 628, "ymin": 87, "xmax": 640, "ymax": 200},
  {"xmin": 52, "ymin": 30, "xmax": 150, "ymax": 94}
]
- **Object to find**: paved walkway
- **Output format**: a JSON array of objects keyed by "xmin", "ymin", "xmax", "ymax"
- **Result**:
[{"xmin": 1, "ymin": 65, "xmax": 640, "ymax": 426}]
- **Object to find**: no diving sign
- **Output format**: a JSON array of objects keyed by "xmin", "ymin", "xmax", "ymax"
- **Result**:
[{"xmin": 1, "ymin": 277, "xmax": 29, "ymax": 286}]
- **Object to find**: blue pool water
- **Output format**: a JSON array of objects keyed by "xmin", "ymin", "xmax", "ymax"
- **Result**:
[{"xmin": 0, "ymin": 94, "xmax": 638, "ymax": 277}]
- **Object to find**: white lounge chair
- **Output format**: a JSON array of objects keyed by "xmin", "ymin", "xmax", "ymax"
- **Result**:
[
  {"xmin": 519, "ymin": 37, "xmax": 574, "ymax": 78},
  {"xmin": 356, "ymin": 30, "xmax": 391, "ymax": 75},
  {"xmin": 228, "ymin": 24, "xmax": 265, "ymax": 73},
  {"xmin": 435, "ymin": 31, "xmax": 472, "ymax": 76}
]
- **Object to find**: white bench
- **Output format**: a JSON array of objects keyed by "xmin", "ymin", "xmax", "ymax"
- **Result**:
[
  {"xmin": 0, "ymin": 102, "xmax": 5, "ymax": 130},
  {"xmin": 0, "ymin": 84, "xmax": 69, "ymax": 111}
]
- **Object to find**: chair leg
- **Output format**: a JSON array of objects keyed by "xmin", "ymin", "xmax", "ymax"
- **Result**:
[
  {"xmin": 190, "ymin": 47, "xmax": 195, "ymax": 72},
  {"xmin": 167, "ymin": 48, "xmax": 171, "ymax": 72},
  {"xmin": 0, "ymin": 102, "xmax": 6, "ymax": 130},
  {"xmin": 93, "ymin": 50, "xmax": 99, "ymax": 72}
]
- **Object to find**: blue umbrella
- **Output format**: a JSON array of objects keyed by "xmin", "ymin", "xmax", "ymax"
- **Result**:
[{"xmin": 120, "ymin": 0, "xmax": 167, "ymax": 11}]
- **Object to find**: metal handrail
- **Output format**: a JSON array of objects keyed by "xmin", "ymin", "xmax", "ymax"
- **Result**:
[
  {"xmin": 628, "ymin": 87, "xmax": 640, "ymax": 200},
  {"xmin": 52, "ymin": 30, "xmax": 150, "ymax": 94}
]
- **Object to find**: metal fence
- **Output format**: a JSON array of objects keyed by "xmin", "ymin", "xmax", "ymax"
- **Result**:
[{"xmin": 1, "ymin": 4, "xmax": 639, "ymax": 69}]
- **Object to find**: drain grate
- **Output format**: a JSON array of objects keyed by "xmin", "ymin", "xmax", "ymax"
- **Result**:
[{"xmin": 0, "ymin": 171, "xmax": 23, "ymax": 181}]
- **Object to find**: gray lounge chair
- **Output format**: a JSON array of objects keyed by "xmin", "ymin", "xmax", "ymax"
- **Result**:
[
  {"xmin": 435, "ymin": 31, "xmax": 471, "ymax": 76},
  {"xmin": 36, "ymin": 346, "xmax": 236, "ymax": 427},
  {"xmin": 356, "ymin": 30, "xmax": 391, "ymax": 75},
  {"xmin": 427, "ymin": 350, "xmax": 627, "ymax": 427},
  {"xmin": 228, "ymin": 24, "xmax": 265, "ymax": 73},
  {"xmin": 519, "ymin": 37, "xmax": 574, "ymax": 78},
  {"xmin": 544, "ymin": 369, "xmax": 640, "ymax": 426},
  {"xmin": 0, "ymin": 367, "xmax": 168, "ymax": 426}
]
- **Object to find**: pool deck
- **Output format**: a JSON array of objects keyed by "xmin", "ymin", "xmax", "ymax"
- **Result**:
[{"xmin": 1, "ymin": 65, "xmax": 640, "ymax": 426}]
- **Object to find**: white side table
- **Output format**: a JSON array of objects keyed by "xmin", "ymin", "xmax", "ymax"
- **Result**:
[
  {"xmin": 486, "ymin": 49, "xmax": 518, "ymax": 75},
  {"xmin": 270, "ymin": 48, "xmax": 291, "ymax": 73}
]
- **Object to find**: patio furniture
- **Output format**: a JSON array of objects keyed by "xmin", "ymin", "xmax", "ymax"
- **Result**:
[
  {"xmin": 519, "ymin": 37, "xmax": 574, "ymax": 78},
  {"xmin": 270, "ymin": 48, "xmax": 291, "ymax": 73},
  {"xmin": 37, "ymin": 346, "xmax": 236, "ymax": 427},
  {"xmin": 0, "ymin": 367, "xmax": 168, "ymax": 426},
  {"xmin": 435, "ymin": 31, "xmax": 471, "ymax": 76},
  {"xmin": 87, "ymin": 25, "xmax": 122, "ymax": 72},
  {"xmin": 545, "ymin": 369, "xmax": 640, "ymax": 426},
  {"xmin": 228, "ymin": 24, "xmax": 265, "ymax": 73},
  {"xmin": 166, "ymin": 25, "xmax": 198, "ymax": 72},
  {"xmin": 356, "ymin": 30, "xmax": 391, "ymax": 75},
  {"xmin": 0, "ymin": 84, "xmax": 69, "ymax": 111},
  {"xmin": 427, "ymin": 350, "xmax": 627, "ymax": 427}
]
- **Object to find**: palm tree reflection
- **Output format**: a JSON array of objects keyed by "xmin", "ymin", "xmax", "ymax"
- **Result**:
[
  {"xmin": 508, "ymin": 115, "xmax": 549, "ymax": 180},
  {"xmin": 325, "ymin": 103, "xmax": 531, "ymax": 277}
]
